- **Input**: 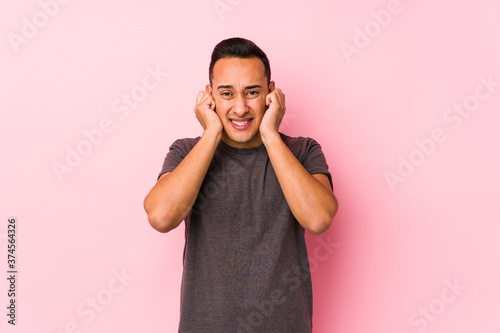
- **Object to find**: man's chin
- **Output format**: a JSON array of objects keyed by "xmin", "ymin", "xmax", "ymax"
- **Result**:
[{"xmin": 222, "ymin": 130, "xmax": 262, "ymax": 148}]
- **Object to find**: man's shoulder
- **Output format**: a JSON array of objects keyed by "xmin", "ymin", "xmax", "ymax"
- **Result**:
[
  {"xmin": 279, "ymin": 132, "xmax": 315, "ymax": 144},
  {"xmin": 279, "ymin": 132, "xmax": 321, "ymax": 152},
  {"xmin": 169, "ymin": 136, "xmax": 201, "ymax": 152}
]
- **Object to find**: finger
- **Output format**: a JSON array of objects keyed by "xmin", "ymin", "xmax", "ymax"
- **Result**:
[
  {"xmin": 196, "ymin": 91, "xmax": 206, "ymax": 105},
  {"xmin": 274, "ymin": 90, "xmax": 285, "ymax": 110},
  {"xmin": 198, "ymin": 93, "xmax": 210, "ymax": 105},
  {"xmin": 204, "ymin": 94, "xmax": 215, "ymax": 110},
  {"xmin": 208, "ymin": 97, "xmax": 215, "ymax": 110},
  {"xmin": 266, "ymin": 92, "xmax": 275, "ymax": 106},
  {"xmin": 274, "ymin": 89, "xmax": 284, "ymax": 105}
]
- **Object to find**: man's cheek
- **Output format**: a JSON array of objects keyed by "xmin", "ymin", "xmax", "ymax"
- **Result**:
[
  {"xmin": 214, "ymin": 108, "xmax": 226, "ymax": 122},
  {"xmin": 254, "ymin": 97, "xmax": 267, "ymax": 111},
  {"xmin": 213, "ymin": 99, "xmax": 226, "ymax": 114}
]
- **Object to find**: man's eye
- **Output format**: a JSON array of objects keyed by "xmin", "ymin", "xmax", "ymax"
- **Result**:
[
  {"xmin": 220, "ymin": 92, "xmax": 232, "ymax": 97},
  {"xmin": 246, "ymin": 91, "xmax": 259, "ymax": 97}
]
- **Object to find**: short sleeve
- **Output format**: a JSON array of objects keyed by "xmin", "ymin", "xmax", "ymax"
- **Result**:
[
  {"xmin": 281, "ymin": 133, "xmax": 333, "ymax": 192},
  {"xmin": 157, "ymin": 138, "xmax": 200, "ymax": 180},
  {"xmin": 301, "ymin": 138, "xmax": 334, "ymax": 191}
]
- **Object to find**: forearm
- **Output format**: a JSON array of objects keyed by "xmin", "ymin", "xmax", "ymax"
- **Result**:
[
  {"xmin": 144, "ymin": 129, "xmax": 221, "ymax": 232},
  {"xmin": 261, "ymin": 132, "xmax": 338, "ymax": 234}
]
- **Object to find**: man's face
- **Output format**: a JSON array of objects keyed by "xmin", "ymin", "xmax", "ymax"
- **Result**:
[{"xmin": 207, "ymin": 57, "xmax": 274, "ymax": 148}]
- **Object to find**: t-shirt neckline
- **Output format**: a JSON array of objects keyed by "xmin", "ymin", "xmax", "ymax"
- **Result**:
[{"xmin": 218, "ymin": 138, "xmax": 267, "ymax": 155}]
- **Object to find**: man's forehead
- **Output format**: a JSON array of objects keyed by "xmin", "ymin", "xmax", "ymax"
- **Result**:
[{"xmin": 212, "ymin": 57, "xmax": 266, "ymax": 84}]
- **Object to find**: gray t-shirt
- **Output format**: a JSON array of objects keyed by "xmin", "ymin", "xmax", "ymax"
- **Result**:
[{"xmin": 159, "ymin": 133, "xmax": 333, "ymax": 333}]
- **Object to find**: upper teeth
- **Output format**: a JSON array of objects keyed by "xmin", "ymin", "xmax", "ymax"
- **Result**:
[{"xmin": 232, "ymin": 120, "xmax": 249, "ymax": 125}]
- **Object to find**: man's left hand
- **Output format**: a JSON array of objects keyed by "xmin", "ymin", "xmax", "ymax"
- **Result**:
[{"xmin": 260, "ymin": 88, "xmax": 286, "ymax": 136}]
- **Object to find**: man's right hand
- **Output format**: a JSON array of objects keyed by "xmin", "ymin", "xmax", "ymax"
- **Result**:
[
  {"xmin": 145, "ymin": 90, "xmax": 225, "ymax": 233},
  {"xmin": 194, "ymin": 91, "xmax": 223, "ymax": 134}
]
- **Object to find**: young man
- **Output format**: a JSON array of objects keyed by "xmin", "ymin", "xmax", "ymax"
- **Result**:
[{"xmin": 144, "ymin": 37, "xmax": 338, "ymax": 332}]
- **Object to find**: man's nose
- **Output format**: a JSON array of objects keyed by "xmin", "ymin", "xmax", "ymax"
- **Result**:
[{"xmin": 233, "ymin": 94, "xmax": 248, "ymax": 116}]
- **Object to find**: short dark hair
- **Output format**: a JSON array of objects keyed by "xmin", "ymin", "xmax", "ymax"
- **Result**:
[{"xmin": 209, "ymin": 37, "xmax": 271, "ymax": 86}]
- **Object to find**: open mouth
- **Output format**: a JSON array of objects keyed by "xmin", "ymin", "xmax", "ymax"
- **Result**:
[
  {"xmin": 231, "ymin": 120, "xmax": 249, "ymax": 125},
  {"xmin": 230, "ymin": 118, "xmax": 252, "ymax": 130}
]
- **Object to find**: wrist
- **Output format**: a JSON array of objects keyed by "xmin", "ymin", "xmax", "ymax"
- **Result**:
[
  {"xmin": 260, "ymin": 129, "xmax": 281, "ymax": 146},
  {"xmin": 202, "ymin": 127, "xmax": 223, "ymax": 144}
]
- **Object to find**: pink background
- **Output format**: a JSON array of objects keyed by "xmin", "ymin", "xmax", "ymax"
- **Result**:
[{"xmin": 2, "ymin": 0, "xmax": 500, "ymax": 332}]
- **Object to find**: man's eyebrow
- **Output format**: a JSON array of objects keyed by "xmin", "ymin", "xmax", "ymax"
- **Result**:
[
  {"xmin": 245, "ymin": 85, "xmax": 262, "ymax": 90},
  {"xmin": 216, "ymin": 84, "xmax": 263, "ymax": 90}
]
